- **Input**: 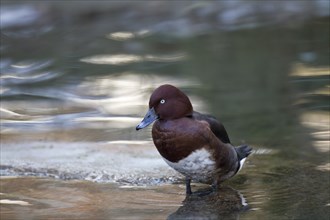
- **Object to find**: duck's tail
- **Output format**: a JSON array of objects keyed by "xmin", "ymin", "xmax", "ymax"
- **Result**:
[
  {"xmin": 236, "ymin": 144, "xmax": 252, "ymax": 160},
  {"xmin": 235, "ymin": 144, "xmax": 252, "ymax": 173}
]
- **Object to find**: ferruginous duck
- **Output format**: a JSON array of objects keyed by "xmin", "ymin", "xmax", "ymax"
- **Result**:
[{"xmin": 136, "ymin": 84, "xmax": 252, "ymax": 194}]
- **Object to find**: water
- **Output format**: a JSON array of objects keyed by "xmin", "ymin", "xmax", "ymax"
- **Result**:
[{"xmin": 1, "ymin": 1, "xmax": 329, "ymax": 220}]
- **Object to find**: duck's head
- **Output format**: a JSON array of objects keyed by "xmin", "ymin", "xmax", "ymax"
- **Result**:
[{"xmin": 136, "ymin": 84, "xmax": 193, "ymax": 130}]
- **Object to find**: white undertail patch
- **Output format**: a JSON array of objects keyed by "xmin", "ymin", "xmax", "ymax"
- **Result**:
[{"xmin": 237, "ymin": 157, "xmax": 247, "ymax": 173}]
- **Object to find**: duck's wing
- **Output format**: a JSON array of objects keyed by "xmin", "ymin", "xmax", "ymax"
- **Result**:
[{"xmin": 192, "ymin": 111, "xmax": 231, "ymax": 144}]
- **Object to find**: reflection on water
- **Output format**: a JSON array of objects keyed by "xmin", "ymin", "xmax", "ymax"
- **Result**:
[
  {"xmin": 0, "ymin": 177, "xmax": 184, "ymax": 220},
  {"xmin": 1, "ymin": 1, "xmax": 329, "ymax": 220},
  {"xmin": 168, "ymin": 186, "xmax": 249, "ymax": 220},
  {"xmin": 107, "ymin": 30, "xmax": 151, "ymax": 41},
  {"xmin": 1, "ymin": 71, "xmax": 204, "ymax": 136},
  {"xmin": 1, "ymin": 177, "xmax": 251, "ymax": 220},
  {"xmin": 80, "ymin": 53, "xmax": 186, "ymax": 65}
]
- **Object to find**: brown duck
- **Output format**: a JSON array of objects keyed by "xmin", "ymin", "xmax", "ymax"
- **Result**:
[{"xmin": 136, "ymin": 84, "xmax": 252, "ymax": 194}]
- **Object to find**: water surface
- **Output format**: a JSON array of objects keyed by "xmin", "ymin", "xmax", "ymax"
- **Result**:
[{"xmin": 1, "ymin": 1, "xmax": 329, "ymax": 220}]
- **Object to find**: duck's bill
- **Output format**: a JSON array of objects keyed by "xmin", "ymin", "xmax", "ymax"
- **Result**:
[{"xmin": 136, "ymin": 107, "xmax": 159, "ymax": 130}]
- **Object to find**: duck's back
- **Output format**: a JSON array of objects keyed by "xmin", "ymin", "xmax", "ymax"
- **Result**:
[{"xmin": 192, "ymin": 111, "xmax": 231, "ymax": 144}]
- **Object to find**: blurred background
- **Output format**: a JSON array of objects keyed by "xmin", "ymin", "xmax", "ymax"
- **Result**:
[{"xmin": 1, "ymin": 1, "xmax": 329, "ymax": 220}]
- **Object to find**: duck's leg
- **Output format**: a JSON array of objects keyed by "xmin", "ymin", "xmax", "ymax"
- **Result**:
[{"xmin": 185, "ymin": 177, "xmax": 192, "ymax": 195}]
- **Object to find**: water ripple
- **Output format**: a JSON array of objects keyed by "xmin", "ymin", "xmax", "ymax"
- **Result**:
[{"xmin": 80, "ymin": 53, "xmax": 186, "ymax": 65}]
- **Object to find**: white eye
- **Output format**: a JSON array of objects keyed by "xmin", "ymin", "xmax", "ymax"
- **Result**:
[{"xmin": 160, "ymin": 99, "xmax": 166, "ymax": 104}]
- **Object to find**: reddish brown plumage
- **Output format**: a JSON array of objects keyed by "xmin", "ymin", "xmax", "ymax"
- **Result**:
[
  {"xmin": 136, "ymin": 84, "xmax": 252, "ymax": 192},
  {"xmin": 149, "ymin": 84, "xmax": 193, "ymax": 120}
]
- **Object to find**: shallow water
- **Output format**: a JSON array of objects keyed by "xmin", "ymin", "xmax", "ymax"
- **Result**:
[{"xmin": 1, "ymin": 1, "xmax": 329, "ymax": 220}]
